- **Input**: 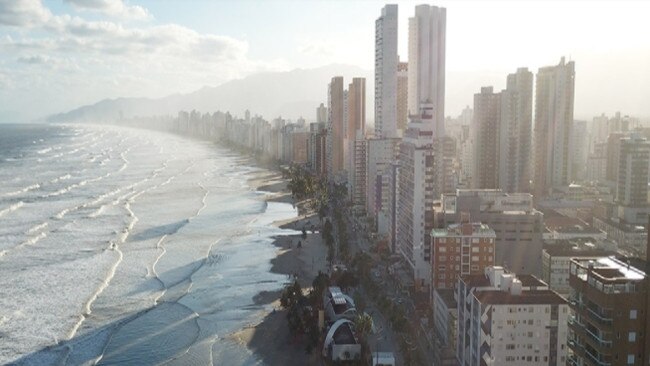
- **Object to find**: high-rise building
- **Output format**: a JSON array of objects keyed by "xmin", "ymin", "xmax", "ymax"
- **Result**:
[
  {"xmin": 471, "ymin": 86, "xmax": 501, "ymax": 189},
  {"xmin": 616, "ymin": 134, "xmax": 650, "ymax": 207},
  {"xmin": 615, "ymin": 134, "xmax": 650, "ymax": 225},
  {"xmin": 457, "ymin": 267, "xmax": 568, "ymax": 366},
  {"xmin": 291, "ymin": 131, "xmax": 309, "ymax": 164},
  {"xmin": 346, "ymin": 78, "xmax": 366, "ymax": 195},
  {"xmin": 309, "ymin": 122, "xmax": 327, "ymax": 176},
  {"xmin": 317, "ymin": 103, "xmax": 327, "ymax": 124},
  {"xmin": 606, "ymin": 131, "xmax": 627, "ymax": 183},
  {"xmin": 430, "ymin": 221, "xmax": 496, "ymax": 289},
  {"xmin": 327, "ymin": 77, "xmax": 345, "ymax": 180},
  {"xmin": 408, "ymin": 4, "xmax": 446, "ymax": 138},
  {"xmin": 397, "ymin": 60, "xmax": 409, "ymax": 134},
  {"xmin": 570, "ymin": 120, "xmax": 589, "ymax": 182},
  {"xmin": 592, "ymin": 113, "xmax": 610, "ymax": 145},
  {"xmin": 366, "ymin": 138, "xmax": 400, "ymax": 225},
  {"xmin": 499, "ymin": 68, "xmax": 533, "ymax": 193},
  {"xmin": 533, "ymin": 57, "xmax": 575, "ymax": 198},
  {"xmin": 567, "ymin": 255, "xmax": 650, "ymax": 366},
  {"xmin": 353, "ymin": 139, "xmax": 367, "ymax": 212},
  {"xmin": 374, "ymin": 4, "xmax": 399, "ymax": 139},
  {"xmin": 396, "ymin": 104, "xmax": 438, "ymax": 289}
]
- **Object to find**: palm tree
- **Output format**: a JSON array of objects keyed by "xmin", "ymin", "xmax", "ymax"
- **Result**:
[{"xmin": 354, "ymin": 313, "xmax": 373, "ymax": 340}]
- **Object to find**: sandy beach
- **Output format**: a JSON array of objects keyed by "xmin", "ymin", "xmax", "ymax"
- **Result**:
[{"xmin": 231, "ymin": 165, "xmax": 329, "ymax": 365}]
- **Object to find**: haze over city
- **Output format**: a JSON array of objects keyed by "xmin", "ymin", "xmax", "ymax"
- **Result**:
[
  {"xmin": 2, "ymin": 1, "xmax": 650, "ymax": 366},
  {"xmin": 1, "ymin": 0, "xmax": 649, "ymax": 122}
]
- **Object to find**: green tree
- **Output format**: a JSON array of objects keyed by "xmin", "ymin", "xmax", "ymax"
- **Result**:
[
  {"xmin": 280, "ymin": 280, "xmax": 303, "ymax": 309},
  {"xmin": 354, "ymin": 313, "xmax": 373, "ymax": 342},
  {"xmin": 310, "ymin": 271, "xmax": 330, "ymax": 305}
]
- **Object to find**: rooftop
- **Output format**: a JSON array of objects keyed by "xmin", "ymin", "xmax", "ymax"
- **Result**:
[
  {"xmin": 474, "ymin": 289, "xmax": 567, "ymax": 305},
  {"xmin": 431, "ymin": 222, "xmax": 495, "ymax": 238},
  {"xmin": 461, "ymin": 272, "xmax": 547, "ymax": 289},
  {"xmin": 571, "ymin": 256, "xmax": 646, "ymax": 281},
  {"xmin": 433, "ymin": 288, "xmax": 457, "ymax": 309},
  {"xmin": 594, "ymin": 216, "xmax": 647, "ymax": 232},
  {"xmin": 543, "ymin": 245, "xmax": 614, "ymax": 258}
]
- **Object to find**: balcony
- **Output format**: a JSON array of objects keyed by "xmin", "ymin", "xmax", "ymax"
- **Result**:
[
  {"xmin": 585, "ymin": 349, "xmax": 611, "ymax": 366},
  {"xmin": 586, "ymin": 306, "xmax": 613, "ymax": 326},
  {"xmin": 584, "ymin": 327, "xmax": 612, "ymax": 349}
]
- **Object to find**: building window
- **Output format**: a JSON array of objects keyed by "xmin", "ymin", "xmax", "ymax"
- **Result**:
[
  {"xmin": 472, "ymin": 247, "xmax": 479, "ymax": 253},
  {"xmin": 627, "ymin": 355, "xmax": 635, "ymax": 364},
  {"xmin": 630, "ymin": 310, "xmax": 637, "ymax": 319},
  {"xmin": 629, "ymin": 332, "xmax": 636, "ymax": 342},
  {"xmin": 439, "ymin": 246, "xmax": 447, "ymax": 253}
]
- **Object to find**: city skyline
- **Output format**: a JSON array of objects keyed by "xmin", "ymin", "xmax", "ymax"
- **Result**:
[{"xmin": 1, "ymin": 0, "xmax": 649, "ymax": 123}]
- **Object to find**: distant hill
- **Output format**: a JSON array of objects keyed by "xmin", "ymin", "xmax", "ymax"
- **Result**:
[{"xmin": 47, "ymin": 64, "xmax": 373, "ymax": 123}]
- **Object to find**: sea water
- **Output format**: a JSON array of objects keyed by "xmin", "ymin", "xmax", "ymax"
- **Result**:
[{"xmin": 0, "ymin": 124, "xmax": 296, "ymax": 365}]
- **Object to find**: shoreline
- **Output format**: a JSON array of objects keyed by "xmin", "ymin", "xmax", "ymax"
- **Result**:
[{"xmin": 234, "ymin": 158, "xmax": 328, "ymax": 365}]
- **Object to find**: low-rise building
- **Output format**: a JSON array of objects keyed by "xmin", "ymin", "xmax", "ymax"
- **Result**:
[
  {"xmin": 430, "ymin": 222, "xmax": 496, "ymax": 289},
  {"xmin": 593, "ymin": 216, "xmax": 647, "ymax": 256},
  {"xmin": 323, "ymin": 319, "xmax": 362, "ymax": 362}
]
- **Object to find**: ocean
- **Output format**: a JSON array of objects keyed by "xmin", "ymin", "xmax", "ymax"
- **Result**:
[{"xmin": 0, "ymin": 123, "xmax": 297, "ymax": 365}]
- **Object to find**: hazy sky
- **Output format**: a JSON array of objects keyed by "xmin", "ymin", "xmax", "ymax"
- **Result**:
[{"xmin": 1, "ymin": 0, "xmax": 649, "ymax": 122}]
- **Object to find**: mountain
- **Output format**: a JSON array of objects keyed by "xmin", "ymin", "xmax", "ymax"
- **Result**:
[{"xmin": 47, "ymin": 64, "xmax": 374, "ymax": 123}]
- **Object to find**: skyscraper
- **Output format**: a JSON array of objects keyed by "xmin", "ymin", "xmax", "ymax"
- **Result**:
[
  {"xmin": 408, "ymin": 4, "xmax": 446, "ymax": 138},
  {"xmin": 374, "ymin": 4, "xmax": 399, "ymax": 139},
  {"xmin": 346, "ymin": 78, "xmax": 366, "ymax": 205},
  {"xmin": 317, "ymin": 103, "xmax": 327, "ymax": 124},
  {"xmin": 471, "ymin": 86, "xmax": 501, "ymax": 189},
  {"xmin": 533, "ymin": 57, "xmax": 575, "ymax": 198},
  {"xmin": 617, "ymin": 134, "xmax": 650, "ymax": 206},
  {"xmin": 499, "ymin": 67, "xmax": 533, "ymax": 193},
  {"xmin": 397, "ymin": 60, "xmax": 408, "ymax": 135},
  {"xmin": 396, "ymin": 4, "xmax": 447, "ymax": 290},
  {"xmin": 397, "ymin": 104, "xmax": 438, "ymax": 289},
  {"xmin": 615, "ymin": 134, "xmax": 650, "ymax": 225},
  {"xmin": 327, "ymin": 76, "xmax": 345, "ymax": 179}
]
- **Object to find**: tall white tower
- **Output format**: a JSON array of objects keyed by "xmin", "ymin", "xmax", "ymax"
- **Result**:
[
  {"xmin": 374, "ymin": 4, "xmax": 399, "ymax": 139},
  {"xmin": 408, "ymin": 4, "xmax": 446, "ymax": 139}
]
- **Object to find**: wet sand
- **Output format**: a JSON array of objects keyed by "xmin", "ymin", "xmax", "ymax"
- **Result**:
[{"xmin": 231, "ymin": 168, "xmax": 328, "ymax": 365}]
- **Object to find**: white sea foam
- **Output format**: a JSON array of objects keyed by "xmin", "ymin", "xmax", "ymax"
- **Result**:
[
  {"xmin": 0, "ymin": 125, "xmax": 299, "ymax": 365},
  {"xmin": 3, "ymin": 183, "xmax": 41, "ymax": 197},
  {"xmin": 0, "ymin": 201, "xmax": 25, "ymax": 217}
]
